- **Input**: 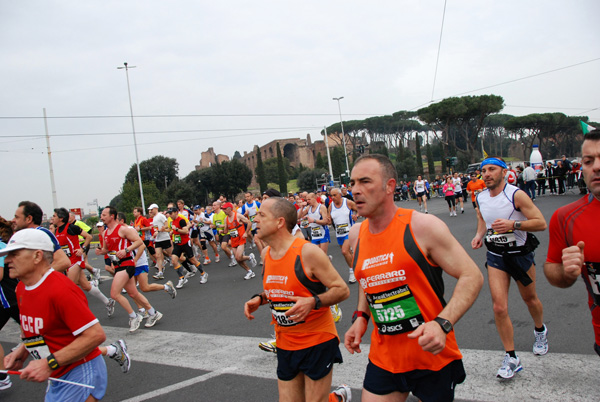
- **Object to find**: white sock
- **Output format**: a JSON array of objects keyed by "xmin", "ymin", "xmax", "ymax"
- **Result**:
[
  {"xmin": 139, "ymin": 308, "xmax": 146, "ymax": 314},
  {"xmin": 129, "ymin": 312, "xmax": 137, "ymax": 319},
  {"xmin": 105, "ymin": 345, "xmax": 117, "ymax": 357},
  {"xmin": 88, "ymin": 285, "xmax": 109, "ymax": 305},
  {"xmin": 148, "ymin": 307, "xmax": 156, "ymax": 316}
]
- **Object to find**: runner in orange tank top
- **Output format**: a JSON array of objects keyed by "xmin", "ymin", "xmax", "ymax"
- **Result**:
[
  {"xmin": 244, "ymin": 197, "xmax": 350, "ymax": 402},
  {"xmin": 344, "ymin": 154, "xmax": 483, "ymax": 402}
]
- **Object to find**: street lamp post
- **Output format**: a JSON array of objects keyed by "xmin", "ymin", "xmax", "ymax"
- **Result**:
[
  {"xmin": 333, "ymin": 97, "xmax": 350, "ymax": 176},
  {"xmin": 118, "ymin": 62, "xmax": 146, "ymax": 211}
]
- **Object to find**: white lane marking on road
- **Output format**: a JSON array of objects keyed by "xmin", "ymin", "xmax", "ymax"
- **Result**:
[{"xmin": 120, "ymin": 366, "xmax": 239, "ymax": 402}]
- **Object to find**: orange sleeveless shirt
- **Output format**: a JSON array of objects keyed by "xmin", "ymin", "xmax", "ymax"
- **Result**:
[
  {"xmin": 354, "ymin": 208, "xmax": 462, "ymax": 373},
  {"xmin": 263, "ymin": 237, "xmax": 338, "ymax": 350}
]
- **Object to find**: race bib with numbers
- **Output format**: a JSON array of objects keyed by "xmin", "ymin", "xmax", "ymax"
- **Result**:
[
  {"xmin": 485, "ymin": 229, "xmax": 517, "ymax": 248},
  {"xmin": 23, "ymin": 335, "xmax": 51, "ymax": 361},
  {"xmin": 229, "ymin": 228, "xmax": 239, "ymax": 238},
  {"xmin": 270, "ymin": 301, "xmax": 302, "ymax": 327},
  {"xmin": 366, "ymin": 284, "xmax": 424, "ymax": 335},
  {"xmin": 61, "ymin": 245, "xmax": 71, "ymax": 257},
  {"xmin": 336, "ymin": 223, "xmax": 349, "ymax": 236}
]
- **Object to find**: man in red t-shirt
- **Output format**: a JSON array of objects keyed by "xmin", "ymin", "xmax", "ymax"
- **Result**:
[
  {"xmin": 545, "ymin": 132, "xmax": 600, "ymax": 356},
  {"xmin": 3, "ymin": 229, "xmax": 108, "ymax": 400}
]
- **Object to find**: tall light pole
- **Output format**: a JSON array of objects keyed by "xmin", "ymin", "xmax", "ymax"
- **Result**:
[
  {"xmin": 332, "ymin": 97, "xmax": 350, "ymax": 175},
  {"xmin": 118, "ymin": 62, "xmax": 146, "ymax": 211}
]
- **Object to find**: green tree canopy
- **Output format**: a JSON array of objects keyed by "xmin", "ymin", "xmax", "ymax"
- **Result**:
[
  {"xmin": 124, "ymin": 155, "xmax": 178, "ymax": 192},
  {"xmin": 297, "ymin": 168, "xmax": 327, "ymax": 192},
  {"xmin": 417, "ymin": 94, "xmax": 505, "ymax": 163}
]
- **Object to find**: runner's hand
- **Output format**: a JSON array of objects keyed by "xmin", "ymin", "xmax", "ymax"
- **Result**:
[
  {"xmin": 244, "ymin": 297, "xmax": 261, "ymax": 320},
  {"xmin": 407, "ymin": 321, "xmax": 446, "ymax": 355},
  {"xmin": 285, "ymin": 296, "xmax": 313, "ymax": 322},
  {"xmin": 344, "ymin": 320, "xmax": 367, "ymax": 354},
  {"xmin": 19, "ymin": 359, "xmax": 52, "ymax": 383},
  {"xmin": 562, "ymin": 241, "xmax": 585, "ymax": 280}
]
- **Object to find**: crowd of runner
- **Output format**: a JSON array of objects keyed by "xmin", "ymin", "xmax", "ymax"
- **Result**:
[{"xmin": 0, "ymin": 133, "xmax": 598, "ymax": 401}]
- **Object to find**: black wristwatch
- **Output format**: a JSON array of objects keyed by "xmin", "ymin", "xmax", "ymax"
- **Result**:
[
  {"xmin": 514, "ymin": 220, "xmax": 522, "ymax": 230},
  {"xmin": 433, "ymin": 317, "xmax": 453, "ymax": 334},
  {"xmin": 313, "ymin": 294, "xmax": 322, "ymax": 310},
  {"xmin": 47, "ymin": 353, "xmax": 59, "ymax": 370}
]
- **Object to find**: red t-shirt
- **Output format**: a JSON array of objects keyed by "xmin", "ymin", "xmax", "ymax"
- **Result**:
[
  {"xmin": 547, "ymin": 194, "xmax": 600, "ymax": 346},
  {"xmin": 17, "ymin": 270, "xmax": 101, "ymax": 378},
  {"xmin": 171, "ymin": 216, "xmax": 190, "ymax": 245},
  {"xmin": 134, "ymin": 216, "xmax": 153, "ymax": 241}
]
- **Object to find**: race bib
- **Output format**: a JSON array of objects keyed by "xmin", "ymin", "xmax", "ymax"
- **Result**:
[
  {"xmin": 174, "ymin": 235, "xmax": 182, "ymax": 244},
  {"xmin": 229, "ymin": 228, "xmax": 239, "ymax": 238},
  {"xmin": 249, "ymin": 215, "xmax": 256, "ymax": 222},
  {"xmin": 336, "ymin": 223, "xmax": 349, "ymax": 236},
  {"xmin": 301, "ymin": 218, "xmax": 309, "ymax": 228},
  {"xmin": 311, "ymin": 226, "xmax": 324, "ymax": 239},
  {"xmin": 270, "ymin": 301, "xmax": 302, "ymax": 327},
  {"xmin": 485, "ymin": 230, "xmax": 517, "ymax": 247},
  {"xmin": 61, "ymin": 245, "xmax": 71, "ymax": 257},
  {"xmin": 366, "ymin": 285, "xmax": 424, "ymax": 335},
  {"xmin": 23, "ymin": 335, "xmax": 51, "ymax": 361},
  {"xmin": 585, "ymin": 262, "xmax": 600, "ymax": 305}
]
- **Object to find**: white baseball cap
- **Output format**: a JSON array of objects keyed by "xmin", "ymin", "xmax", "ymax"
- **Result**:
[
  {"xmin": 148, "ymin": 203, "xmax": 159, "ymax": 210},
  {"xmin": 0, "ymin": 228, "xmax": 55, "ymax": 257}
]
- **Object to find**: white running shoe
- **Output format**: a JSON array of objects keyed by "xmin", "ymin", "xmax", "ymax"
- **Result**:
[
  {"xmin": 165, "ymin": 280, "xmax": 177, "ymax": 299},
  {"xmin": 348, "ymin": 270, "xmax": 356, "ymax": 284},
  {"xmin": 129, "ymin": 314, "xmax": 143, "ymax": 333},
  {"xmin": 138, "ymin": 309, "xmax": 149, "ymax": 318},
  {"xmin": 215, "ymin": 255, "xmax": 220, "ymax": 263},
  {"xmin": 153, "ymin": 271, "xmax": 164, "ymax": 280},
  {"xmin": 0, "ymin": 375, "xmax": 12, "ymax": 390},
  {"xmin": 332, "ymin": 384, "xmax": 352, "ymax": 402},
  {"xmin": 109, "ymin": 339, "xmax": 131, "ymax": 373},
  {"xmin": 533, "ymin": 325, "xmax": 549, "ymax": 355},
  {"xmin": 258, "ymin": 339, "xmax": 277, "ymax": 353},
  {"xmin": 203, "ymin": 258, "xmax": 211, "ymax": 265},
  {"xmin": 244, "ymin": 270, "xmax": 256, "ymax": 280},
  {"xmin": 106, "ymin": 298, "xmax": 116, "ymax": 317},
  {"xmin": 176, "ymin": 277, "xmax": 188, "ymax": 289},
  {"xmin": 145, "ymin": 311, "xmax": 163, "ymax": 328},
  {"xmin": 199, "ymin": 272, "xmax": 208, "ymax": 284},
  {"xmin": 248, "ymin": 253, "xmax": 257, "ymax": 268},
  {"xmin": 228, "ymin": 259, "xmax": 238, "ymax": 267},
  {"xmin": 497, "ymin": 353, "xmax": 522, "ymax": 379},
  {"xmin": 184, "ymin": 268, "xmax": 197, "ymax": 280}
]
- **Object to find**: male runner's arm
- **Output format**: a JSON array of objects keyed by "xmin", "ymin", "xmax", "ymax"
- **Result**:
[
  {"xmin": 544, "ymin": 212, "xmax": 584, "ymax": 288},
  {"xmin": 17, "ymin": 323, "xmax": 106, "ymax": 383},
  {"xmin": 77, "ymin": 230, "xmax": 92, "ymax": 257},
  {"xmin": 344, "ymin": 222, "xmax": 373, "ymax": 354},
  {"xmin": 116, "ymin": 226, "xmax": 143, "ymax": 259},
  {"xmin": 237, "ymin": 213, "xmax": 251, "ymax": 237},
  {"xmin": 544, "ymin": 244, "xmax": 584, "ymax": 288},
  {"xmin": 52, "ymin": 248, "xmax": 71, "ymax": 272},
  {"xmin": 410, "ymin": 213, "xmax": 483, "ymax": 355},
  {"xmin": 285, "ymin": 243, "xmax": 349, "ymax": 323},
  {"xmin": 471, "ymin": 205, "xmax": 487, "ymax": 249}
]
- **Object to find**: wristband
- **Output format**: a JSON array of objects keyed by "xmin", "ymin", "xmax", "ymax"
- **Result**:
[
  {"xmin": 352, "ymin": 310, "xmax": 370, "ymax": 324},
  {"xmin": 251, "ymin": 293, "xmax": 265, "ymax": 304},
  {"xmin": 313, "ymin": 294, "xmax": 322, "ymax": 310},
  {"xmin": 47, "ymin": 353, "xmax": 59, "ymax": 370}
]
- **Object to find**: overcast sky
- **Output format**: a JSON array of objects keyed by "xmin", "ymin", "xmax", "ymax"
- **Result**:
[{"xmin": 1, "ymin": 0, "xmax": 598, "ymax": 219}]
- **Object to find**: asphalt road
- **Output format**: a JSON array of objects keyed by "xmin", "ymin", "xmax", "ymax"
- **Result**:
[{"xmin": 1, "ymin": 190, "xmax": 597, "ymax": 401}]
